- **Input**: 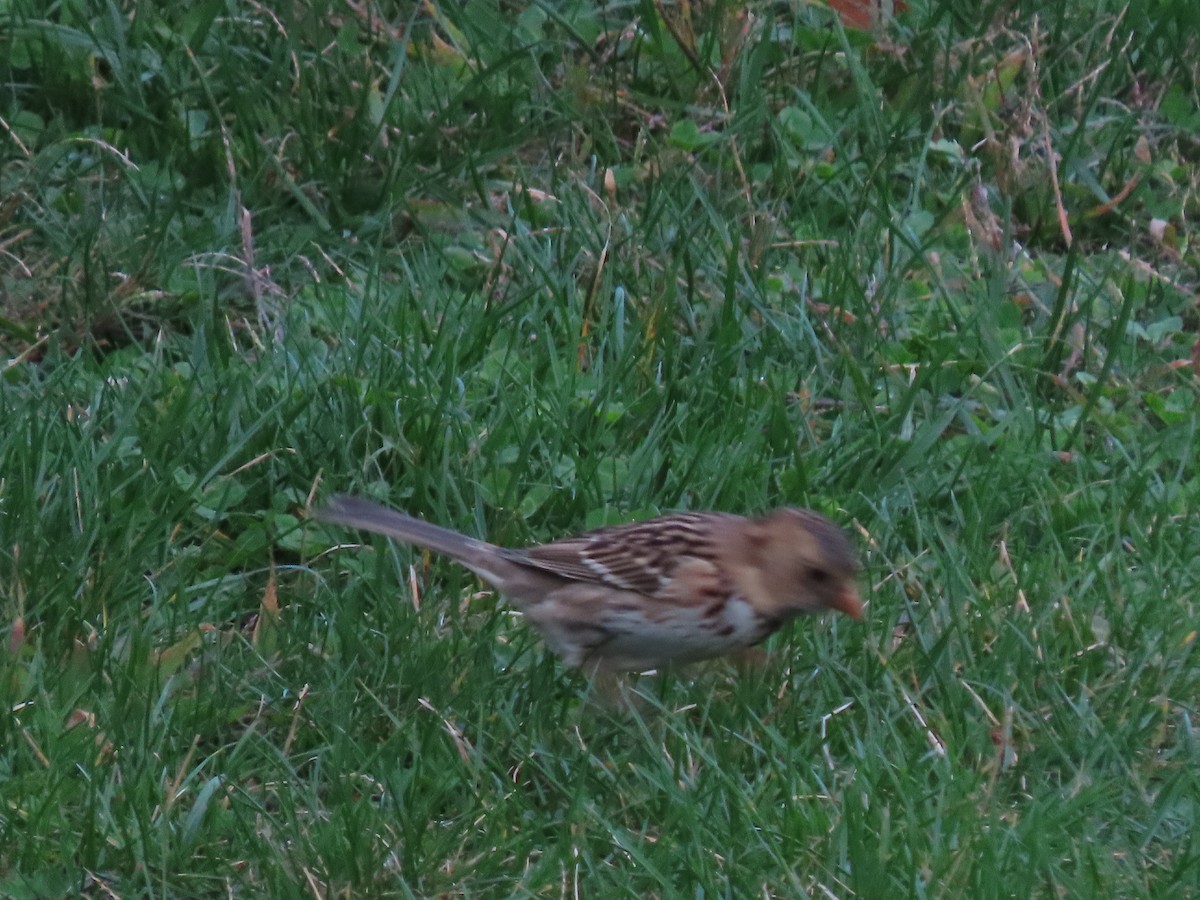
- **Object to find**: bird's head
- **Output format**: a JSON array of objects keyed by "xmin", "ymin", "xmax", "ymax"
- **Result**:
[{"xmin": 725, "ymin": 507, "xmax": 863, "ymax": 622}]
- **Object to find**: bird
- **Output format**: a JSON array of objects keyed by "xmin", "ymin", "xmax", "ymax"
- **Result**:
[{"xmin": 315, "ymin": 494, "xmax": 863, "ymax": 673}]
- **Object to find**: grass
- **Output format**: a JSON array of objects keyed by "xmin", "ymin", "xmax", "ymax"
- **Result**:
[{"xmin": 2, "ymin": 0, "xmax": 1198, "ymax": 895}]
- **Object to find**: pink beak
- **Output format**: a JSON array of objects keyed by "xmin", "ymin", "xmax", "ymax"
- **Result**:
[{"xmin": 831, "ymin": 586, "xmax": 864, "ymax": 620}]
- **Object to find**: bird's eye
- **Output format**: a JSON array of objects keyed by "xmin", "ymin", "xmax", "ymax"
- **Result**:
[{"xmin": 808, "ymin": 567, "xmax": 831, "ymax": 584}]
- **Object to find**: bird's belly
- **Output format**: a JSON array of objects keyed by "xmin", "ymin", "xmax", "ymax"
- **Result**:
[{"xmin": 589, "ymin": 595, "xmax": 768, "ymax": 671}]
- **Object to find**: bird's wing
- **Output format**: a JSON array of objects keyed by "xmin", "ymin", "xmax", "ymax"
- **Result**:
[{"xmin": 509, "ymin": 512, "xmax": 736, "ymax": 596}]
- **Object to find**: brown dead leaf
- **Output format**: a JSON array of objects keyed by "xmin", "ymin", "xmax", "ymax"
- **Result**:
[
  {"xmin": 826, "ymin": 0, "xmax": 908, "ymax": 31},
  {"xmin": 9, "ymin": 617, "xmax": 26, "ymax": 654},
  {"xmin": 252, "ymin": 568, "xmax": 281, "ymax": 648}
]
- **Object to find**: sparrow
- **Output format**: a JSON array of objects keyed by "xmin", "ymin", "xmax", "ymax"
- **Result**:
[{"xmin": 315, "ymin": 494, "xmax": 863, "ymax": 673}]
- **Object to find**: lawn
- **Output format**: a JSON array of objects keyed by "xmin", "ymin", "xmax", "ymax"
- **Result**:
[{"xmin": 1, "ymin": 0, "xmax": 1197, "ymax": 896}]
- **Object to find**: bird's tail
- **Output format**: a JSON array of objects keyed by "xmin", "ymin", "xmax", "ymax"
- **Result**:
[{"xmin": 315, "ymin": 494, "xmax": 501, "ymax": 575}]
